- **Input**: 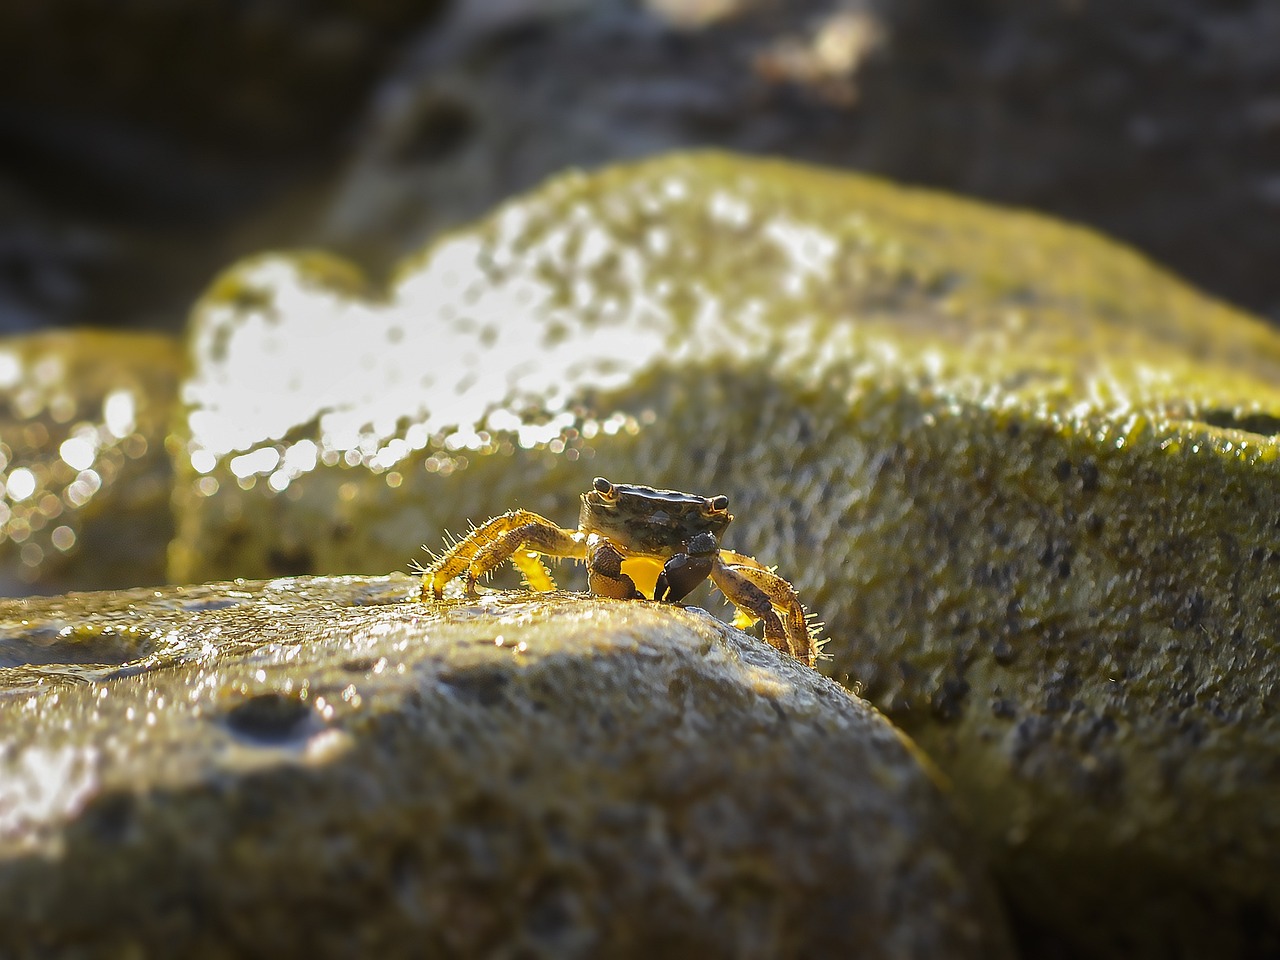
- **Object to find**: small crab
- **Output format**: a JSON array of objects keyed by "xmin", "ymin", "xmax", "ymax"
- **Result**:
[{"xmin": 421, "ymin": 477, "xmax": 818, "ymax": 667}]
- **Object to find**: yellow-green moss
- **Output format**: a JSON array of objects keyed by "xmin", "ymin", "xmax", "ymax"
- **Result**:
[
  {"xmin": 0, "ymin": 331, "xmax": 179, "ymax": 594},
  {"xmin": 174, "ymin": 151, "xmax": 1280, "ymax": 954}
]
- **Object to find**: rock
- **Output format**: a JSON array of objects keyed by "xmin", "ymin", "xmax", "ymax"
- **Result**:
[
  {"xmin": 175, "ymin": 151, "xmax": 1280, "ymax": 955},
  {"xmin": 0, "ymin": 331, "xmax": 178, "ymax": 595},
  {"xmin": 0, "ymin": 0, "xmax": 443, "ymax": 152},
  {"xmin": 323, "ymin": 0, "xmax": 1280, "ymax": 320},
  {"xmin": 6, "ymin": 1, "xmax": 1278, "ymax": 338},
  {"xmin": 0, "ymin": 0, "xmax": 445, "ymax": 332},
  {"xmin": 0, "ymin": 577, "xmax": 1012, "ymax": 958}
]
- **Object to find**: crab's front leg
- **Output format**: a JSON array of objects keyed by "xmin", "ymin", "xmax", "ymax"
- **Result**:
[
  {"xmin": 709, "ymin": 551, "xmax": 815, "ymax": 668},
  {"xmin": 654, "ymin": 532, "xmax": 717, "ymax": 603},
  {"xmin": 422, "ymin": 510, "xmax": 586, "ymax": 599},
  {"xmin": 584, "ymin": 534, "xmax": 644, "ymax": 601}
]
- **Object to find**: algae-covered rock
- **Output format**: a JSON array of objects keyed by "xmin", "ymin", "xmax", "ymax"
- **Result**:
[
  {"xmin": 0, "ymin": 331, "xmax": 178, "ymax": 596},
  {"xmin": 0, "ymin": 577, "xmax": 1010, "ymax": 958},
  {"xmin": 174, "ymin": 152, "xmax": 1280, "ymax": 954}
]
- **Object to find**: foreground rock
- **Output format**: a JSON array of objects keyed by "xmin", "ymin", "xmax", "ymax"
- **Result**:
[
  {"xmin": 0, "ymin": 576, "xmax": 1011, "ymax": 959},
  {"xmin": 174, "ymin": 152, "xmax": 1280, "ymax": 955}
]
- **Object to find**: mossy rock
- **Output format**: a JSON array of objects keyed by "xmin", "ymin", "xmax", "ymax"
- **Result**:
[
  {"xmin": 0, "ymin": 331, "xmax": 178, "ymax": 595},
  {"xmin": 175, "ymin": 151, "xmax": 1280, "ymax": 954},
  {"xmin": 0, "ymin": 577, "xmax": 1010, "ymax": 958}
]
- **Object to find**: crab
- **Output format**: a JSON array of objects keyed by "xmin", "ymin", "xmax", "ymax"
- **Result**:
[{"xmin": 420, "ymin": 477, "xmax": 817, "ymax": 667}]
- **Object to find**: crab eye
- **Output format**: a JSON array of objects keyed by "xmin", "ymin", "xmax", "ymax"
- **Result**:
[
  {"xmin": 593, "ymin": 477, "xmax": 615, "ymax": 497},
  {"xmin": 708, "ymin": 494, "xmax": 729, "ymax": 512}
]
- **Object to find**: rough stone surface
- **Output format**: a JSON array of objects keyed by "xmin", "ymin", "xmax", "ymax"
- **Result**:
[
  {"xmin": 0, "ymin": 576, "xmax": 1011, "ymax": 959},
  {"xmin": 176, "ymin": 152, "xmax": 1280, "ymax": 956},
  {"xmin": 0, "ymin": 331, "xmax": 177, "ymax": 595}
]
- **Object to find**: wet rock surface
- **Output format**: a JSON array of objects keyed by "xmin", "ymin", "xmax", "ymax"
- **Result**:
[
  {"xmin": 0, "ymin": 576, "xmax": 1012, "ymax": 959},
  {"xmin": 173, "ymin": 151, "xmax": 1280, "ymax": 956}
]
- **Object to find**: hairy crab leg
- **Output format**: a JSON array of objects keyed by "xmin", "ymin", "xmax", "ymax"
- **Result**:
[
  {"xmin": 422, "ymin": 510, "xmax": 586, "ymax": 599},
  {"xmin": 710, "ymin": 556, "xmax": 813, "ymax": 667}
]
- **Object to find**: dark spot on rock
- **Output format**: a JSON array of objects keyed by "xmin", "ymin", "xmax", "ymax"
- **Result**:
[
  {"xmin": 394, "ymin": 95, "xmax": 476, "ymax": 165},
  {"xmin": 341, "ymin": 657, "xmax": 378, "ymax": 673},
  {"xmin": 1172, "ymin": 590, "xmax": 1207, "ymax": 630},
  {"xmin": 1084, "ymin": 512, "xmax": 1105, "ymax": 537},
  {"xmin": 1082, "ymin": 714, "xmax": 1119, "ymax": 748},
  {"xmin": 526, "ymin": 880, "xmax": 577, "ymax": 944},
  {"xmin": 440, "ymin": 667, "xmax": 510, "ymax": 707},
  {"xmin": 80, "ymin": 792, "xmax": 135, "ymax": 844},
  {"xmin": 1078, "ymin": 458, "xmax": 1099, "ymax": 492},
  {"xmin": 1005, "ymin": 420, "xmax": 1021, "ymax": 439},
  {"xmin": 347, "ymin": 583, "xmax": 412, "ymax": 607},
  {"xmin": 178, "ymin": 596, "xmax": 245, "ymax": 612},
  {"xmin": 267, "ymin": 546, "xmax": 314, "ymax": 576},
  {"xmin": 992, "ymin": 638, "xmax": 1016, "ymax": 665},
  {"xmin": 391, "ymin": 843, "xmax": 422, "ymax": 892},
  {"xmin": 930, "ymin": 677, "xmax": 970, "ymax": 723},
  {"xmin": 1057, "ymin": 559, "xmax": 1072, "ymax": 578},
  {"xmin": 0, "ymin": 624, "xmax": 154, "ymax": 668},
  {"xmin": 991, "ymin": 698, "xmax": 1018, "ymax": 720},
  {"xmin": 976, "ymin": 561, "xmax": 1015, "ymax": 590},
  {"xmin": 223, "ymin": 692, "xmax": 312, "ymax": 743},
  {"xmin": 1197, "ymin": 409, "xmax": 1280, "ymax": 436},
  {"xmin": 796, "ymin": 411, "xmax": 815, "ymax": 444},
  {"xmin": 1053, "ymin": 458, "xmax": 1072, "ymax": 481},
  {"xmin": 1042, "ymin": 668, "xmax": 1081, "ymax": 715}
]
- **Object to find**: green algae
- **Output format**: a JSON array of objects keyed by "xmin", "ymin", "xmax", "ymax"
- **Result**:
[
  {"xmin": 0, "ymin": 577, "xmax": 1010, "ymax": 959},
  {"xmin": 171, "ymin": 151, "xmax": 1280, "ymax": 954}
]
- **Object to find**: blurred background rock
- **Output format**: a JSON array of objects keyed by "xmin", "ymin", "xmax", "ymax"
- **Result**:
[{"xmin": 2, "ymin": 0, "xmax": 1278, "ymax": 335}]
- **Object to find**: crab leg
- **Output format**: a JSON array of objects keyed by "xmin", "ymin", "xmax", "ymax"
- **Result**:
[
  {"xmin": 710, "ymin": 555, "xmax": 813, "ymax": 667},
  {"xmin": 584, "ymin": 535, "xmax": 644, "ymax": 601},
  {"xmin": 422, "ymin": 510, "xmax": 586, "ymax": 599}
]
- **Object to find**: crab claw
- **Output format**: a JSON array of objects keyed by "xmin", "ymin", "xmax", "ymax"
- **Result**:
[
  {"xmin": 654, "ymin": 532, "xmax": 719, "ymax": 603},
  {"xmin": 654, "ymin": 553, "xmax": 712, "ymax": 602}
]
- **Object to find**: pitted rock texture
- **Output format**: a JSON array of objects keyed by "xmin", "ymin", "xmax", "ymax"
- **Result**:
[{"xmin": 0, "ymin": 576, "xmax": 1011, "ymax": 959}]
